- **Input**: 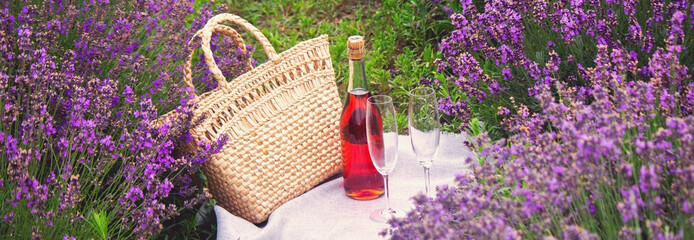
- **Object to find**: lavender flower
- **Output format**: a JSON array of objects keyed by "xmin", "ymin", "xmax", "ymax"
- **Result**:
[
  {"xmin": 431, "ymin": 0, "xmax": 694, "ymax": 135},
  {"xmin": 392, "ymin": 77, "xmax": 694, "ymax": 239},
  {"xmin": 0, "ymin": 1, "xmax": 245, "ymax": 238},
  {"xmin": 397, "ymin": 1, "xmax": 694, "ymax": 238}
]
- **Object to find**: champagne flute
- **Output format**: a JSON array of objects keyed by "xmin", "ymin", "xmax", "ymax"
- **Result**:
[
  {"xmin": 366, "ymin": 95, "xmax": 405, "ymax": 222},
  {"xmin": 408, "ymin": 87, "xmax": 440, "ymax": 197}
]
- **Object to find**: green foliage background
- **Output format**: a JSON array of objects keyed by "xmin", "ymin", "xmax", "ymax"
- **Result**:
[{"xmin": 226, "ymin": 0, "xmax": 454, "ymax": 133}]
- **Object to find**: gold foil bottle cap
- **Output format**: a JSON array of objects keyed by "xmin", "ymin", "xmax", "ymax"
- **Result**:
[{"xmin": 347, "ymin": 35, "xmax": 365, "ymax": 60}]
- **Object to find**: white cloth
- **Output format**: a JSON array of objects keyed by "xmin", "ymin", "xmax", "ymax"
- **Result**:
[{"xmin": 215, "ymin": 133, "xmax": 472, "ymax": 240}]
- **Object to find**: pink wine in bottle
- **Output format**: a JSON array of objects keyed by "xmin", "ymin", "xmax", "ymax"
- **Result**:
[
  {"xmin": 340, "ymin": 36, "xmax": 384, "ymax": 200},
  {"xmin": 341, "ymin": 88, "xmax": 384, "ymax": 200}
]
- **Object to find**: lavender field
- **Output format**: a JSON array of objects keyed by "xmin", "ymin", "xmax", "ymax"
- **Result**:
[{"xmin": 1, "ymin": 0, "xmax": 694, "ymax": 239}]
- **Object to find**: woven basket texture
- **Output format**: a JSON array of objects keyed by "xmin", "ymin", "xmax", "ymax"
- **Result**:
[{"xmin": 158, "ymin": 13, "xmax": 343, "ymax": 223}]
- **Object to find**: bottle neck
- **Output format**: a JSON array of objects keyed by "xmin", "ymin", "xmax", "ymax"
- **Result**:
[{"xmin": 347, "ymin": 58, "xmax": 369, "ymax": 92}]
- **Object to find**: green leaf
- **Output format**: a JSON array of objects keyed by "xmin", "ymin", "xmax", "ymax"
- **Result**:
[
  {"xmin": 87, "ymin": 210, "xmax": 110, "ymax": 240},
  {"xmin": 468, "ymin": 117, "xmax": 482, "ymax": 136},
  {"xmin": 496, "ymin": 186, "xmax": 512, "ymax": 196},
  {"xmin": 423, "ymin": 45, "xmax": 433, "ymax": 63}
]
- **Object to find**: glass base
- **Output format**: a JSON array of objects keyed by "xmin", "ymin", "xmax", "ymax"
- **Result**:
[{"xmin": 370, "ymin": 207, "xmax": 405, "ymax": 223}]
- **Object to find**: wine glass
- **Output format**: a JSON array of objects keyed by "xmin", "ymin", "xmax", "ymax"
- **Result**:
[
  {"xmin": 366, "ymin": 95, "xmax": 405, "ymax": 222},
  {"xmin": 408, "ymin": 87, "xmax": 440, "ymax": 197}
]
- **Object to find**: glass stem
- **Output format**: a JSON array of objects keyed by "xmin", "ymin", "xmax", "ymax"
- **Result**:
[
  {"xmin": 423, "ymin": 166, "xmax": 431, "ymax": 196},
  {"xmin": 384, "ymin": 175, "xmax": 391, "ymax": 211}
]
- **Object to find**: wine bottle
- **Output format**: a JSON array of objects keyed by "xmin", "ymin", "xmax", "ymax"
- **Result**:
[{"xmin": 340, "ymin": 36, "xmax": 384, "ymax": 200}]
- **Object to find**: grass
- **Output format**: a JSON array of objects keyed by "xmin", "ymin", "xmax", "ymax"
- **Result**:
[{"xmin": 225, "ymin": 0, "xmax": 454, "ymax": 133}]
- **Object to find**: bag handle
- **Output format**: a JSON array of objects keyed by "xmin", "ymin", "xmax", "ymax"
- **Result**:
[
  {"xmin": 184, "ymin": 24, "xmax": 251, "ymax": 93},
  {"xmin": 204, "ymin": 13, "xmax": 280, "ymax": 63},
  {"xmin": 184, "ymin": 13, "xmax": 279, "ymax": 92}
]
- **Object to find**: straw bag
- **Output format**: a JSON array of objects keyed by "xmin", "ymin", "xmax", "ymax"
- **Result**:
[{"xmin": 160, "ymin": 13, "xmax": 343, "ymax": 223}]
